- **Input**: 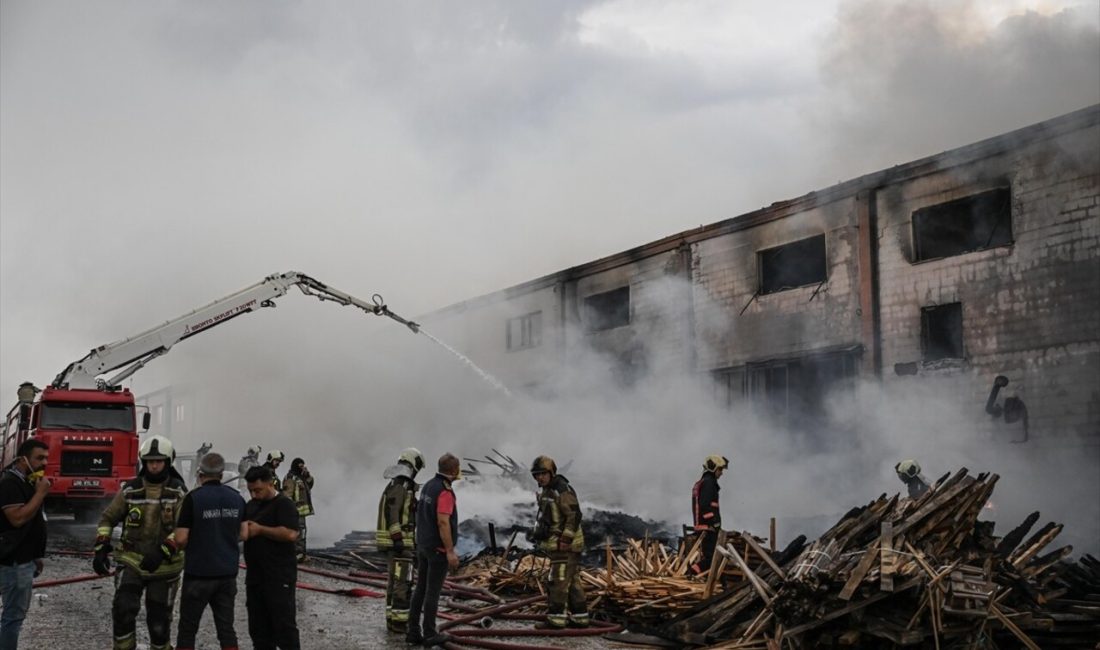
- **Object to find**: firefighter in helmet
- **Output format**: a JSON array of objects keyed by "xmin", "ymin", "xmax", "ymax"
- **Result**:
[
  {"xmin": 263, "ymin": 450, "xmax": 285, "ymax": 492},
  {"xmin": 691, "ymin": 454, "xmax": 728, "ymax": 575},
  {"xmin": 376, "ymin": 448, "xmax": 424, "ymax": 633},
  {"xmin": 283, "ymin": 457, "xmax": 315, "ymax": 562},
  {"xmin": 93, "ymin": 435, "xmax": 188, "ymax": 650},
  {"xmin": 529, "ymin": 455, "xmax": 588, "ymax": 629},
  {"xmin": 896, "ymin": 459, "xmax": 930, "ymax": 499},
  {"xmin": 237, "ymin": 445, "xmax": 261, "ymax": 493}
]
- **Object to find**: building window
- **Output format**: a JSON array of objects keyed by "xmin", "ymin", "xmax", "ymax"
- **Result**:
[
  {"xmin": 921, "ymin": 303, "xmax": 963, "ymax": 361},
  {"xmin": 506, "ymin": 311, "xmax": 542, "ymax": 351},
  {"xmin": 584, "ymin": 287, "xmax": 630, "ymax": 331},
  {"xmin": 715, "ymin": 348, "xmax": 859, "ymax": 425},
  {"xmin": 174, "ymin": 404, "xmax": 186, "ymax": 423},
  {"xmin": 912, "ymin": 188, "xmax": 1012, "ymax": 262},
  {"xmin": 758, "ymin": 234, "xmax": 827, "ymax": 295}
]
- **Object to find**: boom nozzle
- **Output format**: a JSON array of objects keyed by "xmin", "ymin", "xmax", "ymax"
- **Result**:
[{"xmin": 371, "ymin": 294, "xmax": 420, "ymax": 334}]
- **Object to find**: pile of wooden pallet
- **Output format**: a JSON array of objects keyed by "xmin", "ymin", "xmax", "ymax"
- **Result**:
[
  {"xmin": 455, "ymin": 551, "xmax": 552, "ymax": 595},
  {"xmin": 663, "ymin": 468, "xmax": 1100, "ymax": 648}
]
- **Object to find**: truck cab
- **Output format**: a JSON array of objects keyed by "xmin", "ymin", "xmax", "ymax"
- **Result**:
[{"xmin": 3, "ymin": 386, "xmax": 146, "ymax": 520}]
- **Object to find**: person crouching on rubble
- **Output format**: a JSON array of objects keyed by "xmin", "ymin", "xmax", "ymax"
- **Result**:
[
  {"xmin": 282, "ymin": 458, "xmax": 314, "ymax": 563},
  {"xmin": 896, "ymin": 460, "xmax": 930, "ymax": 499},
  {"xmin": 93, "ymin": 435, "xmax": 188, "ymax": 650},
  {"xmin": 691, "ymin": 454, "xmax": 728, "ymax": 576},
  {"xmin": 529, "ymin": 455, "xmax": 589, "ymax": 629},
  {"xmin": 376, "ymin": 448, "xmax": 424, "ymax": 634}
]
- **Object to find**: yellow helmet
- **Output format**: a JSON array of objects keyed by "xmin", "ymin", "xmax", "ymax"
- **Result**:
[
  {"xmin": 703, "ymin": 455, "xmax": 729, "ymax": 472},
  {"xmin": 896, "ymin": 459, "xmax": 921, "ymax": 479},
  {"xmin": 530, "ymin": 455, "xmax": 557, "ymax": 476}
]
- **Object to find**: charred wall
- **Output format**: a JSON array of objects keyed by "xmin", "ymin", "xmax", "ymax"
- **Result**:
[{"xmin": 422, "ymin": 106, "xmax": 1100, "ymax": 441}]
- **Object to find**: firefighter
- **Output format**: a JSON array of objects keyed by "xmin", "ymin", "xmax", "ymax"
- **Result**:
[
  {"xmin": 236, "ymin": 445, "xmax": 261, "ymax": 493},
  {"xmin": 282, "ymin": 457, "xmax": 315, "ymax": 562},
  {"xmin": 691, "ymin": 454, "xmax": 728, "ymax": 576},
  {"xmin": 529, "ymin": 455, "xmax": 588, "ymax": 629},
  {"xmin": 896, "ymin": 459, "xmax": 930, "ymax": 498},
  {"xmin": 263, "ymin": 450, "xmax": 284, "ymax": 492},
  {"xmin": 376, "ymin": 448, "xmax": 424, "ymax": 633},
  {"xmin": 92, "ymin": 435, "xmax": 188, "ymax": 650}
]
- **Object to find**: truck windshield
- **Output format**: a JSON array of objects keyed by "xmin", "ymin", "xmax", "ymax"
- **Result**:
[{"xmin": 39, "ymin": 402, "xmax": 134, "ymax": 432}]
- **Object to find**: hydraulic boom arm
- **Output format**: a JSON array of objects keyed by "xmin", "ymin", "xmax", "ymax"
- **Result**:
[{"xmin": 53, "ymin": 271, "xmax": 419, "ymax": 390}]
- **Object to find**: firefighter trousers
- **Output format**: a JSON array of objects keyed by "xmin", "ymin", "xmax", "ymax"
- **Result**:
[
  {"xmin": 546, "ymin": 551, "xmax": 588, "ymax": 628},
  {"xmin": 385, "ymin": 549, "xmax": 414, "ymax": 631},
  {"xmin": 692, "ymin": 529, "xmax": 718, "ymax": 575},
  {"xmin": 111, "ymin": 566, "xmax": 180, "ymax": 650},
  {"xmin": 295, "ymin": 517, "xmax": 308, "ymax": 561}
]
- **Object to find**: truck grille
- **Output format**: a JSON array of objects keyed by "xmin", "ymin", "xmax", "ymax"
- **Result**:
[{"xmin": 60, "ymin": 451, "xmax": 112, "ymax": 477}]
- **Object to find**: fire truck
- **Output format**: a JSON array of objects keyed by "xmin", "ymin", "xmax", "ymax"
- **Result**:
[{"xmin": 2, "ymin": 271, "xmax": 417, "ymax": 520}]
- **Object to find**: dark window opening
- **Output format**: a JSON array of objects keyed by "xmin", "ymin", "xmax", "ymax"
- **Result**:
[
  {"xmin": 921, "ymin": 303, "xmax": 963, "ymax": 361},
  {"xmin": 714, "ymin": 348, "xmax": 860, "ymax": 430},
  {"xmin": 584, "ymin": 287, "xmax": 630, "ymax": 331},
  {"xmin": 758, "ymin": 234, "xmax": 827, "ymax": 295},
  {"xmin": 912, "ymin": 188, "xmax": 1012, "ymax": 262},
  {"xmin": 506, "ymin": 311, "xmax": 542, "ymax": 351}
]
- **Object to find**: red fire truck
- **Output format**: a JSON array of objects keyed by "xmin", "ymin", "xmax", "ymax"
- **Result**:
[{"xmin": 2, "ymin": 271, "xmax": 417, "ymax": 519}]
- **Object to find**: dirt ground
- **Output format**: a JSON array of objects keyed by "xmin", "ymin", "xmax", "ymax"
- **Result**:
[{"xmin": 15, "ymin": 522, "xmax": 617, "ymax": 649}]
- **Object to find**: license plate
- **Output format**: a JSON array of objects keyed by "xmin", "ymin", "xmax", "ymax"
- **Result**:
[{"xmin": 72, "ymin": 479, "xmax": 101, "ymax": 488}]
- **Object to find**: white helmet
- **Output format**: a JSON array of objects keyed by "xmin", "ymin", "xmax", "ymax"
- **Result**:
[
  {"xmin": 267, "ymin": 450, "xmax": 285, "ymax": 463},
  {"xmin": 398, "ymin": 448, "xmax": 426, "ymax": 473},
  {"xmin": 896, "ymin": 459, "xmax": 921, "ymax": 479},
  {"xmin": 248, "ymin": 445, "xmax": 261, "ymax": 456},
  {"xmin": 139, "ymin": 435, "xmax": 174, "ymax": 461}
]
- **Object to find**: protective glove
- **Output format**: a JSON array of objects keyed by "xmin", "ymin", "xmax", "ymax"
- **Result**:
[
  {"xmin": 391, "ymin": 533, "xmax": 405, "ymax": 553},
  {"xmin": 557, "ymin": 535, "xmax": 574, "ymax": 552},
  {"xmin": 139, "ymin": 539, "xmax": 178, "ymax": 573},
  {"xmin": 93, "ymin": 535, "xmax": 113, "ymax": 576}
]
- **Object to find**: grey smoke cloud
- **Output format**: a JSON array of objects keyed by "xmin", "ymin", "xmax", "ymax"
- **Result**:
[{"xmin": 1, "ymin": 2, "xmax": 1096, "ymax": 547}]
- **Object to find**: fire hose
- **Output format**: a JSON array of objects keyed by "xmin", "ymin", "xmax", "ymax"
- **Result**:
[
  {"xmin": 437, "ymin": 594, "xmax": 623, "ymax": 650},
  {"xmin": 301, "ymin": 566, "xmax": 499, "ymax": 604},
  {"xmin": 296, "ymin": 582, "xmax": 381, "ymax": 598},
  {"xmin": 33, "ymin": 572, "xmax": 114, "ymax": 588},
  {"xmin": 349, "ymin": 570, "xmax": 502, "ymax": 603}
]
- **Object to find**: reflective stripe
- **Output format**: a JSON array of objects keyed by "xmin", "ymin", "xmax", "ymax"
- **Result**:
[
  {"xmin": 114, "ymin": 632, "xmax": 137, "ymax": 650},
  {"xmin": 546, "ymin": 614, "xmax": 568, "ymax": 627},
  {"xmin": 702, "ymin": 512, "xmax": 715, "ymax": 519}
]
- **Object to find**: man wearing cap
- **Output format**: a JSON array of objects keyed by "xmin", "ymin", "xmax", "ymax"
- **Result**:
[{"xmin": 172, "ymin": 453, "xmax": 247, "ymax": 650}]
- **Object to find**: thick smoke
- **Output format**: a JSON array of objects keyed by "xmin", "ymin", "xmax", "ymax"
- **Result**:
[
  {"xmin": 814, "ymin": 0, "xmax": 1100, "ymax": 169},
  {"xmin": 128, "ymin": 273, "xmax": 1098, "ymax": 556}
]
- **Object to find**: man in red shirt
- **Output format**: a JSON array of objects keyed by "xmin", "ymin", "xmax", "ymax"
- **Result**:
[{"xmin": 406, "ymin": 453, "xmax": 461, "ymax": 647}]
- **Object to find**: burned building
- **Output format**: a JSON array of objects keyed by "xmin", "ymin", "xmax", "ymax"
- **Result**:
[{"xmin": 423, "ymin": 105, "xmax": 1100, "ymax": 445}]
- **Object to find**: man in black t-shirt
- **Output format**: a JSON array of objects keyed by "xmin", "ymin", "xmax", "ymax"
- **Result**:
[
  {"xmin": 0, "ymin": 438, "xmax": 50, "ymax": 650},
  {"xmin": 173, "ymin": 453, "xmax": 247, "ymax": 650},
  {"xmin": 242, "ymin": 465, "xmax": 300, "ymax": 650}
]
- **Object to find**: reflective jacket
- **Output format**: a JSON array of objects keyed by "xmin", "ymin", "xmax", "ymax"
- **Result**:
[
  {"xmin": 283, "ymin": 471, "xmax": 315, "ymax": 517},
  {"xmin": 376, "ymin": 475, "xmax": 417, "ymax": 550},
  {"xmin": 263, "ymin": 462, "xmax": 282, "ymax": 492},
  {"xmin": 692, "ymin": 471, "xmax": 721, "ymax": 531},
  {"xmin": 97, "ymin": 472, "xmax": 188, "ymax": 578},
  {"xmin": 534, "ymin": 475, "xmax": 584, "ymax": 553}
]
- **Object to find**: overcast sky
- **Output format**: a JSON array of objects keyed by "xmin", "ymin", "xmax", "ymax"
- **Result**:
[{"xmin": 2, "ymin": 0, "xmax": 1098, "ymax": 400}]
